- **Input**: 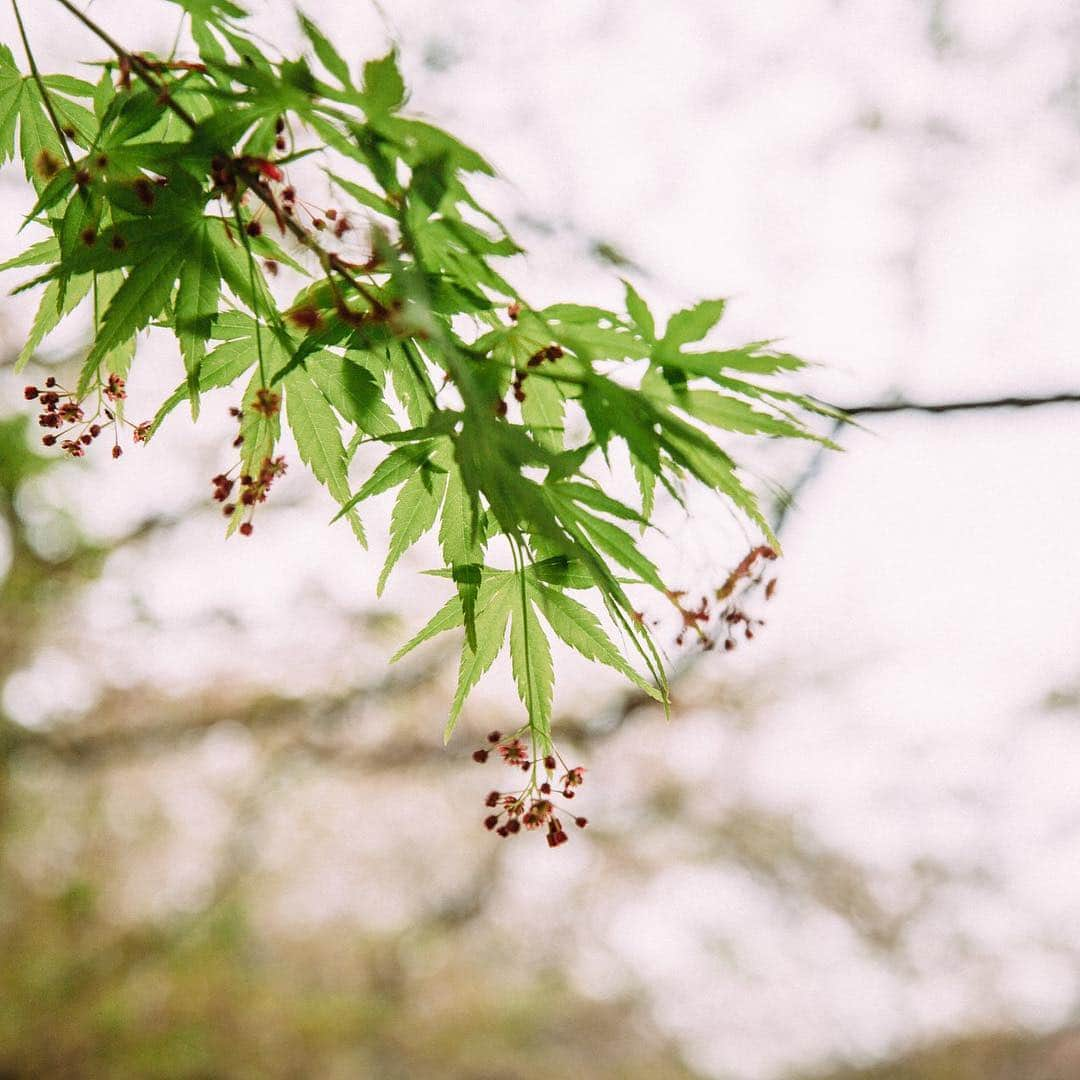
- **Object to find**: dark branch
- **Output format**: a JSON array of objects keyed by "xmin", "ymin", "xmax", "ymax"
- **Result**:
[{"xmin": 838, "ymin": 392, "xmax": 1080, "ymax": 417}]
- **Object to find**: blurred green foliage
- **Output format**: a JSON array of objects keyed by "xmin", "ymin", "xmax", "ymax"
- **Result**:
[
  {"xmin": 0, "ymin": 885, "xmax": 702, "ymax": 1079},
  {"xmin": 0, "ymin": 390, "xmax": 702, "ymax": 1080}
]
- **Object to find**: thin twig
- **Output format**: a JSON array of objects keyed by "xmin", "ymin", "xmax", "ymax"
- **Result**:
[
  {"xmin": 838, "ymin": 392, "xmax": 1080, "ymax": 416},
  {"xmin": 11, "ymin": 0, "xmax": 77, "ymax": 169}
]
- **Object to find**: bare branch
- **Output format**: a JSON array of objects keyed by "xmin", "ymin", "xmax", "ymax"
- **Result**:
[{"xmin": 838, "ymin": 391, "xmax": 1080, "ymax": 416}]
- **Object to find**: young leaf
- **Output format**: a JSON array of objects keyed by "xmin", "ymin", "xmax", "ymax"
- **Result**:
[
  {"xmin": 439, "ymin": 465, "xmax": 484, "ymax": 650},
  {"xmin": 623, "ymin": 279, "xmax": 656, "ymax": 343},
  {"xmin": 661, "ymin": 298, "xmax": 727, "ymax": 349},
  {"xmin": 16, "ymin": 272, "xmax": 92, "ymax": 372},
  {"xmin": 553, "ymin": 492, "xmax": 666, "ymax": 592},
  {"xmin": 446, "ymin": 576, "xmax": 513, "ymax": 742},
  {"xmin": 298, "ymin": 12, "xmax": 354, "ymax": 89},
  {"xmin": 532, "ymin": 582, "xmax": 662, "ymax": 700},
  {"xmin": 325, "ymin": 170, "xmax": 396, "ymax": 217},
  {"xmin": 174, "ymin": 221, "xmax": 221, "ymax": 416},
  {"xmin": 307, "ymin": 350, "xmax": 397, "ymax": 437},
  {"xmin": 391, "ymin": 568, "xmax": 511, "ymax": 663},
  {"xmin": 510, "ymin": 583, "xmax": 555, "ymax": 747},
  {"xmin": 332, "ymin": 440, "xmax": 439, "ymax": 522},
  {"xmin": 377, "ymin": 459, "xmax": 448, "ymax": 594},
  {"xmin": 284, "ymin": 368, "xmax": 366, "ymax": 545},
  {"xmin": 149, "ymin": 329, "xmax": 259, "ymax": 437},
  {"xmin": 18, "ymin": 83, "xmax": 64, "ymax": 191},
  {"xmin": 363, "ymin": 50, "xmax": 405, "ymax": 114},
  {"xmin": 520, "ymin": 373, "xmax": 565, "ymax": 452},
  {"xmin": 0, "ymin": 45, "xmax": 23, "ymax": 166},
  {"xmin": 86, "ymin": 236, "xmax": 186, "ymax": 367},
  {"xmin": 0, "ymin": 233, "xmax": 57, "ymax": 272}
]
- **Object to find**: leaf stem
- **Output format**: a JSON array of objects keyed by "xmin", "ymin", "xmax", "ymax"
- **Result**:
[
  {"xmin": 11, "ymin": 0, "xmax": 77, "ymax": 170},
  {"xmin": 231, "ymin": 202, "xmax": 267, "ymax": 387},
  {"xmin": 510, "ymin": 536, "xmax": 541, "ymax": 771}
]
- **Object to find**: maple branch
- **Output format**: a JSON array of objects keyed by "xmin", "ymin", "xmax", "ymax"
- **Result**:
[{"xmin": 52, "ymin": 0, "xmax": 385, "ymax": 317}]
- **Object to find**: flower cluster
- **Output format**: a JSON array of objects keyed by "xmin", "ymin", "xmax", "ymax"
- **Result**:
[
  {"xmin": 251, "ymin": 388, "xmax": 281, "ymax": 417},
  {"xmin": 277, "ymin": 178, "xmax": 353, "ymax": 241},
  {"xmin": 211, "ymin": 403, "xmax": 288, "ymax": 538},
  {"xmin": 711, "ymin": 544, "xmax": 777, "ymax": 649},
  {"xmin": 26, "ymin": 374, "xmax": 142, "ymax": 459},
  {"xmin": 473, "ymin": 730, "xmax": 588, "ymax": 847},
  {"xmin": 657, "ymin": 546, "xmax": 779, "ymax": 651},
  {"xmin": 211, "ymin": 455, "xmax": 287, "ymax": 537}
]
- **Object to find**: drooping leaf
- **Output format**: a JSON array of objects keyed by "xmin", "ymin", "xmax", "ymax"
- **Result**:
[
  {"xmin": 307, "ymin": 350, "xmax": 397, "ymax": 437},
  {"xmin": 331, "ymin": 439, "xmax": 440, "ymax": 522},
  {"xmin": 377, "ymin": 455, "xmax": 448, "ymax": 594},
  {"xmin": 174, "ymin": 220, "xmax": 221, "ymax": 416},
  {"xmin": 0, "ymin": 45, "xmax": 23, "ymax": 166},
  {"xmin": 86, "ymin": 234, "xmax": 187, "ymax": 368},
  {"xmin": 532, "ymin": 581, "xmax": 661, "ymax": 700},
  {"xmin": 392, "ymin": 568, "xmax": 510, "ymax": 663},
  {"xmin": 285, "ymin": 367, "xmax": 366, "ymax": 544},
  {"xmin": 446, "ymin": 573, "xmax": 514, "ymax": 741},
  {"xmin": 439, "ymin": 465, "xmax": 485, "ymax": 650},
  {"xmin": 510, "ymin": 580, "xmax": 554, "ymax": 747},
  {"xmin": 149, "ymin": 323, "xmax": 260, "ymax": 436},
  {"xmin": 16, "ymin": 272, "xmax": 92, "ymax": 372}
]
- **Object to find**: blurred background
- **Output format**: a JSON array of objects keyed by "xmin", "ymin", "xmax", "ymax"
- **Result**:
[{"xmin": 1, "ymin": 1, "xmax": 1080, "ymax": 1077}]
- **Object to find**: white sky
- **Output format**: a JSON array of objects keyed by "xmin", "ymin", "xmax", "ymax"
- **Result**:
[{"xmin": 2, "ymin": 2, "xmax": 1080, "ymax": 1077}]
